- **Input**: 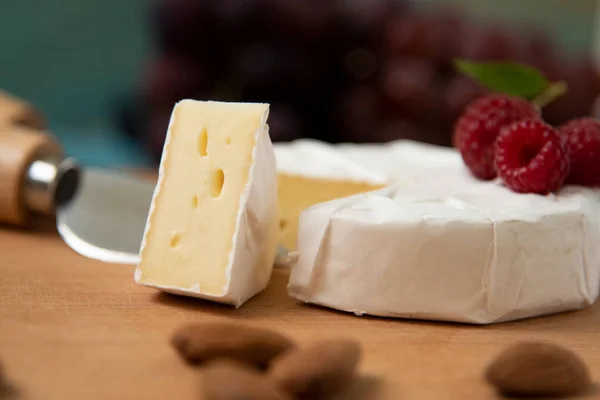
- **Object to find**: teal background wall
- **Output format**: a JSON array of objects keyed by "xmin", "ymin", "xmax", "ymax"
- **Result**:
[
  {"xmin": 0, "ymin": 0, "xmax": 152, "ymax": 167},
  {"xmin": 0, "ymin": 0, "xmax": 598, "ymax": 167}
]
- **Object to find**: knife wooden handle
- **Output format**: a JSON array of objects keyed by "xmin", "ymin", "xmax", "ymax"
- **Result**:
[
  {"xmin": 0, "ymin": 90, "xmax": 45, "ymax": 130},
  {"xmin": 0, "ymin": 126, "xmax": 65, "ymax": 226},
  {"xmin": 0, "ymin": 91, "xmax": 80, "ymax": 227}
]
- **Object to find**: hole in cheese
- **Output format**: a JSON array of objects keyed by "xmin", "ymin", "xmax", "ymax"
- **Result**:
[
  {"xmin": 225, "ymin": 137, "xmax": 231, "ymax": 145},
  {"xmin": 170, "ymin": 233, "xmax": 182, "ymax": 248},
  {"xmin": 198, "ymin": 128, "xmax": 208, "ymax": 157},
  {"xmin": 210, "ymin": 169, "xmax": 225, "ymax": 197},
  {"xmin": 192, "ymin": 195, "xmax": 199, "ymax": 208},
  {"xmin": 279, "ymin": 219, "xmax": 288, "ymax": 231}
]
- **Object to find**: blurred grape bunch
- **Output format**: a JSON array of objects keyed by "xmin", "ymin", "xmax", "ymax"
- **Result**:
[{"xmin": 120, "ymin": 0, "xmax": 600, "ymax": 162}]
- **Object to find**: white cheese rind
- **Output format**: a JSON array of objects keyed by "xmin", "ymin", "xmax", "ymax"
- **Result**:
[
  {"xmin": 274, "ymin": 139, "xmax": 388, "ymax": 184},
  {"xmin": 135, "ymin": 100, "xmax": 278, "ymax": 307},
  {"xmin": 336, "ymin": 139, "xmax": 468, "ymax": 184},
  {"xmin": 226, "ymin": 122, "xmax": 279, "ymax": 305},
  {"xmin": 288, "ymin": 149, "xmax": 600, "ymax": 324}
]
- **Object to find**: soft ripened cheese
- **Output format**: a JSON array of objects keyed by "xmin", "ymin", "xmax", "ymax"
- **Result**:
[
  {"xmin": 135, "ymin": 100, "xmax": 279, "ymax": 307},
  {"xmin": 288, "ymin": 144, "xmax": 600, "ymax": 324},
  {"xmin": 336, "ymin": 139, "xmax": 467, "ymax": 184},
  {"xmin": 274, "ymin": 139, "xmax": 388, "ymax": 250}
]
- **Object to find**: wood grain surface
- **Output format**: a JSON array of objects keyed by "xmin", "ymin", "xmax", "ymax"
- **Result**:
[{"xmin": 1, "ymin": 227, "xmax": 600, "ymax": 400}]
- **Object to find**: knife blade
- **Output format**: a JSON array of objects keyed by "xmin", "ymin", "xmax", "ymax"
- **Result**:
[
  {"xmin": 56, "ymin": 168, "xmax": 155, "ymax": 264},
  {"xmin": 0, "ymin": 123, "xmax": 153, "ymax": 263}
]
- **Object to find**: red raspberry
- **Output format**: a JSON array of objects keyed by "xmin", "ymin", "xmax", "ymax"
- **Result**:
[
  {"xmin": 495, "ymin": 119, "xmax": 570, "ymax": 194},
  {"xmin": 453, "ymin": 94, "xmax": 539, "ymax": 180},
  {"xmin": 558, "ymin": 117, "xmax": 600, "ymax": 187}
]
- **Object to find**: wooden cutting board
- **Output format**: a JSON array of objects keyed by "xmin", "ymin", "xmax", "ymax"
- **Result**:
[{"xmin": 1, "ymin": 225, "xmax": 600, "ymax": 400}]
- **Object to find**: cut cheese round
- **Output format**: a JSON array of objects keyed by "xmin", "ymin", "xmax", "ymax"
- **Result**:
[
  {"xmin": 288, "ymin": 143, "xmax": 600, "ymax": 324},
  {"xmin": 274, "ymin": 139, "xmax": 388, "ymax": 250},
  {"xmin": 336, "ymin": 139, "xmax": 466, "ymax": 183}
]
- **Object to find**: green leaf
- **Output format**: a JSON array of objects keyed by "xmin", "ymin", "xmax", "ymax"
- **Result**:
[{"xmin": 454, "ymin": 59, "xmax": 550, "ymax": 100}]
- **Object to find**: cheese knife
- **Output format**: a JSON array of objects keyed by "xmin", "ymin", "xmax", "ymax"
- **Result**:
[
  {"xmin": 0, "ymin": 91, "xmax": 293, "ymax": 266},
  {"xmin": 0, "ymin": 122, "xmax": 156, "ymax": 264}
]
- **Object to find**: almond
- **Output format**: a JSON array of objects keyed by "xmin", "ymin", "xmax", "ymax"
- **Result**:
[
  {"xmin": 201, "ymin": 360, "xmax": 292, "ymax": 400},
  {"xmin": 268, "ymin": 338, "xmax": 361, "ymax": 398},
  {"xmin": 170, "ymin": 321, "xmax": 296, "ymax": 368},
  {"xmin": 485, "ymin": 341, "xmax": 592, "ymax": 397}
]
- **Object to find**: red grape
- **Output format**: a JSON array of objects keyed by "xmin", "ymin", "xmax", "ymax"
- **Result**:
[
  {"xmin": 335, "ymin": 85, "xmax": 382, "ymax": 142},
  {"xmin": 150, "ymin": 0, "xmax": 217, "ymax": 54},
  {"xmin": 442, "ymin": 75, "xmax": 487, "ymax": 123},
  {"xmin": 380, "ymin": 57, "xmax": 437, "ymax": 118},
  {"xmin": 385, "ymin": 8, "xmax": 466, "ymax": 65},
  {"xmin": 543, "ymin": 59, "xmax": 600, "ymax": 125},
  {"xmin": 142, "ymin": 56, "xmax": 212, "ymax": 111},
  {"xmin": 233, "ymin": 42, "xmax": 326, "ymax": 102},
  {"xmin": 339, "ymin": 0, "xmax": 402, "ymax": 39},
  {"xmin": 458, "ymin": 25, "xmax": 525, "ymax": 62},
  {"xmin": 235, "ymin": 42, "xmax": 281, "ymax": 99},
  {"xmin": 426, "ymin": 9, "xmax": 468, "ymax": 65},
  {"xmin": 521, "ymin": 29, "xmax": 557, "ymax": 64},
  {"xmin": 385, "ymin": 13, "xmax": 436, "ymax": 60},
  {"xmin": 263, "ymin": 0, "xmax": 338, "ymax": 43},
  {"xmin": 268, "ymin": 104, "xmax": 304, "ymax": 142},
  {"xmin": 343, "ymin": 47, "xmax": 379, "ymax": 82}
]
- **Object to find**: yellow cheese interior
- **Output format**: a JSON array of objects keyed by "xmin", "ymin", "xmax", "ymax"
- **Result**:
[
  {"xmin": 138, "ymin": 101, "xmax": 266, "ymax": 295},
  {"xmin": 278, "ymin": 173, "xmax": 386, "ymax": 250}
]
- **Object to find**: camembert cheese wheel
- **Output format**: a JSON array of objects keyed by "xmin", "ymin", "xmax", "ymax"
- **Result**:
[
  {"xmin": 135, "ymin": 100, "xmax": 278, "ymax": 307},
  {"xmin": 288, "ymin": 143, "xmax": 600, "ymax": 324}
]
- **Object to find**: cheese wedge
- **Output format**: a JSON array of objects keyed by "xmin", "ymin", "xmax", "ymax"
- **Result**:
[
  {"xmin": 135, "ymin": 100, "xmax": 278, "ymax": 307},
  {"xmin": 288, "ymin": 143, "xmax": 600, "ymax": 324},
  {"xmin": 274, "ymin": 139, "xmax": 388, "ymax": 250}
]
